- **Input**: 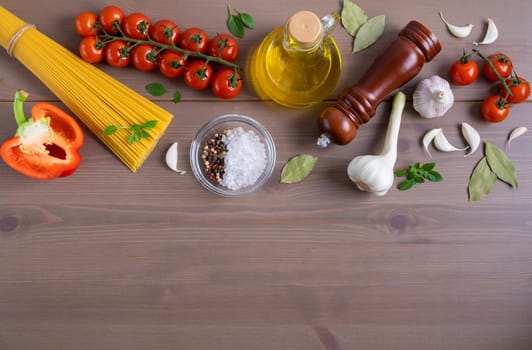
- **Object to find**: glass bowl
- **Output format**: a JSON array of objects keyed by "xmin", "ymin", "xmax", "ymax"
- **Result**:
[{"xmin": 190, "ymin": 114, "xmax": 276, "ymax": 196}]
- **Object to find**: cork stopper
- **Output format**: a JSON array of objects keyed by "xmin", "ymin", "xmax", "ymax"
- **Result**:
[{"xmin": 287, "ymin": 11, "xmax": 322, "ymax": 48}]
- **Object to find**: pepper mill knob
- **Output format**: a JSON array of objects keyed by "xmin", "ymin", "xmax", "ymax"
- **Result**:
[{"xmin": 317, "ymin": 20, "xmax": 442, "ymax": 147}]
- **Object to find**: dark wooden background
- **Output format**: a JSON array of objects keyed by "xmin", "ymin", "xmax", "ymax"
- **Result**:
[{"xmin": 1, "ymin": 0, "xmax": 531, "ymax": 349}]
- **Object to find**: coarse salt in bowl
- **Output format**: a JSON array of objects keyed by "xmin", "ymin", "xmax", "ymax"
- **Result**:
[{"xmin": 190, "ymin": 114, "xmax": 276, "ymax": 196}]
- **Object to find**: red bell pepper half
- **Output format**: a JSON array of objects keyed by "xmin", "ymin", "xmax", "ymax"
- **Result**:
[{"xmin": 1, "ymin": 90, "xmax": 84, "ymax": 180}]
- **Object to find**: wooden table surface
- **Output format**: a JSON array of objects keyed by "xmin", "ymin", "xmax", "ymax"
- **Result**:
[{"xmin": 1, "ymin": 0, "xmax": 532, "ymax": 349}]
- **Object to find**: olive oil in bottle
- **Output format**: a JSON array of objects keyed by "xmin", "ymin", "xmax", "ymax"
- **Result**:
[{"xmin": 249, "ymin": 11, "xmax": 342, "ymax": 109}]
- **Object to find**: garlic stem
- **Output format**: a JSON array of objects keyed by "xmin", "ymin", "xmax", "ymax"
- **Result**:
[{"xmin": 347, "ymin": 92, "xmax": 405, "ymax": 196}]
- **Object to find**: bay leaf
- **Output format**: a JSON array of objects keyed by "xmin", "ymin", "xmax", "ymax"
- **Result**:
[
  {"xmin": 468, "ymin": 156, "xmax": 497, "ymax": 202},
  {"xmin": 341, "ymin": 0, "xmax": 368, "ymax": 37},
  {"xmin": 353, "ymin": 15, "xmax": 385, "ymax": 53},
  {"xmin": 485, "ymin": 142, "xmax": 518, "ymax": 188},
  {"xmin": 280, "ymin": 154, "xmax": 318, "ymax": 184}
]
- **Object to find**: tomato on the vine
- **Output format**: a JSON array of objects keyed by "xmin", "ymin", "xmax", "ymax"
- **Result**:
[
  {"xmin": 502, "ymin": 76, "xmax": 530, "ymax": 104},
  {"xmin": 149, "ymin": 19, "xmax": 180, "ymax": 45},
  {"xmin": 183, "ymin": 60, "xmax": 213, "ymax": 90},
  {"xmin": 74, "ymin": 12, "xmax": 100, "ymax": 37},
  {"xmin": 131, "ymin": 44, "xmax": 158, "ymax": 72},
  {"xmin": 481, "ymin": 95, "xmax": 510, "ymax": 123},
  {"xmin": 179, "ymin": 28, "xmax": 208, "ymax": 53},
  {"xmin": 483, "ymin": 53, "xmax": 513, "ymax": 81},
  {"xmin": 79, "ymin": 36, "xmax": 105, "ymax": 63},
  {"xmin": 122, "ymin": 13, "xmax": 151, "ymax": 40},
  {"xmin": 105, "ymin": 40, "xmax": 131, "ymax": 68},
  {"xmin": 449, "ymin": 53, "xmax": 478, "ymax": 86},
  {"xmin": 208, "ymin": 34, "xmax": 238, "ymax": 62},
  {"xmin": 212, "ymin": 68, "xmax": 242, "ymax": 99},
  {"xmin": 159, "ymin": 51, "xmax": 187, "ymax": 78},
  {"xmin": 99, "ymin": 5, "xmax": 124, "ymax": 35}
]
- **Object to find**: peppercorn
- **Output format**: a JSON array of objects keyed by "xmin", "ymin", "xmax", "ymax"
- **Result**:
[{"xmin": 202, "ymin": 130, "xmax": 228, "ymax": 182}]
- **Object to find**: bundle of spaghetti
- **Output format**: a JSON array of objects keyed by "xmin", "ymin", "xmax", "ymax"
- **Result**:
[{"xmin": 0, "ymin": 6, "xmax": 173, "ymax": 172}]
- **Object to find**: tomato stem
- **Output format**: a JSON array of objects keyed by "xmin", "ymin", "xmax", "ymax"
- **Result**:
[
  {"xmin": 97, "ymin": 31, "xmax": 241, "ymax": 70},
  {"xmin": 472, "ymin": 49, "xmax": 512, "ymax": 98}
]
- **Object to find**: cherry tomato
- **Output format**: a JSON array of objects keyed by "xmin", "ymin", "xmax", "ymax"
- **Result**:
[
  {"xmin": 212, "ymin": 68, "xmax": 242, "ymax": 99},
  {"xmin": 483, "ymin": 53, "xmax": 513, "ymax": 82},
  {"xmin": 149, "ymin": 19, "xmax": 180, "ymax": 45},
  {"xmin": 183, "ymin": 60, "xmax": 213, "ymax": 90},
  {"xmin": 159, "ymin": 51, "xmax": 187, "ymax": 78},
  {"xmin": 179, "ymin": 28, "xmax": 208, "ymax": 53},
  {"xmin": 105, "ymin": 40, "xmax": 131, "ymax": 68},
  {"xmin": 481, "ymin": 95, "xmax": 510, "ymax": 123},
  {"xmin": 208, "ymin": 34, "xmax": 238, "ymax": 62},
  {"xmin": 74, "ymin": 11, "xmax": 100, "ymax": 37},
  {"xmin": 502, "ymin": 76, "xmax": 530, "ymax": 104},
  {"xmin": 449, "ymin": 54, "xmax": 479, "ymax": 86},
  {"xmin": 122, "ymin": 13, "xmax": 151, "ymax": 40},
  {"xmin": 131, "ymin": 44, "xmax": 158, "ymax": 72},
  {"xmin": 99, "ymin": 5, "xmax": 124, "ymax": 35},
  {"xmin": 79, "ymin": 36, "xmax": 105, "ymax": 63}
]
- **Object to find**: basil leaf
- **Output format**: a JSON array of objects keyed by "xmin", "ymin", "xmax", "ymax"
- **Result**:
[
  {"xmin": 102, "ymin": 125, "xmax": 118, "ymax": 136},
  {"xmin": 239, "ymin": 12, "xmax": 255, "ymax": 29},
  {"xmin": 142, "ymin": 120, "xmax": 158, "ymax": 130},
  {"xmin": 468, "ymin": 156, "xmax": 497, "ymax": 202},
  {"xmin": 173, "ymin": 91, "xmax": 182, "ymax": 104},
  {"xmin": 398, "ymin": 179, "xmax": 414, "ymax": 191},
  {"xmin": 394, "ymin": 169, "xmax": 406, "ymax": 177},
  {"xmin": 280, "ymin": 154, "xmax": 318, "ymax": 184},
  {"xmin": 421, "ymin": 162, "xmax": 435, "ymax": 171},
  {"xmin": 227, "ymin": 15, "xmax": 244, "ymax": 38},
  {"xmin": 341, "ymin": 0, "xmax": 368, "ymax": 36},
  {"xmin": 425, "ymin": 170, "xmax": 443, "ymax": 182},
  {"xmin": 353, "ymin": 15, "xmax": 385, "ymax": 53},
  {"xmin": 145, "ymin": 83, "xmax": 166, "ymax": 96},
  {"xmin": 485, "ymin": 142, "xmax": 518, "ymax": 188}
]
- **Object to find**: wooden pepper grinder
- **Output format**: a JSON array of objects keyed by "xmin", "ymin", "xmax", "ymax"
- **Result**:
[{"xmin": 317, "ymin": 20, "xmax": 442, "ymax": 147}]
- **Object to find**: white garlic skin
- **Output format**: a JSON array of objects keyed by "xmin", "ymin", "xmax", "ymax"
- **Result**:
[
  {"xmin": 348, "ymin": 155, "xmax": 395, "ymax": 196},
  {"xmin": 413, "ymin": 75, "xmax": 454, "ymax": 119}
]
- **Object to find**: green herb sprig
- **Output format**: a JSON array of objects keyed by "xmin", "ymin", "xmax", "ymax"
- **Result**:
[
  {"xmin": 394, "ymin": 162, "xmax": 443, "ymax": 191},
  {"xmin": 227, "ymin": 4, "xmax": 255, "ymax": 38},
  {"xmin": 103, "ymin": 120, "xmax": 158, "ymax": 145}
]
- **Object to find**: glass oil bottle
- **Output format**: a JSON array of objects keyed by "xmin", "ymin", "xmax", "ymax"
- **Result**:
[{"xmin": 249, "ymin": 11, "xmax": 342, "ymax": 109}]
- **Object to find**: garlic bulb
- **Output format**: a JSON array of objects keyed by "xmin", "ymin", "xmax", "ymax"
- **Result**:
[
  {"xmin": 413, "ymin": 75, "xmax": 454, "ymax": 119},
  {"xmin": 347, "ymin": 92, "xmax": 405, "ymax": 196}
]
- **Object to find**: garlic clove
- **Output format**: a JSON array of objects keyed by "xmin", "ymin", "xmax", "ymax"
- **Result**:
[
  {"xmin": 506, "ymin": 126, "xmax": 527, "ymax": 148},
  {"xmin": 461, "ymin": 122, "xmax": 481, "ymax": 156},
  {"xmin": 413, "ymin": 75, "xmax": 454, "ymax": 119},
  {"xmin": 433, "ymin": 129, "xmax": 468, "ymax": 152},
  {"xmin": 473, "ymin": 18, "xmax": 498, "ymax": 45},
  {"xmin": 165, "ymin": 142, "xmax": 186, "ymax": 174},
  {"xmin": 422, "ymin": 128, "xmax": 442, "ymax": 158},
  {"xmin": 438, "ymin": 12, "xmax": 474, "ymax": 38}
]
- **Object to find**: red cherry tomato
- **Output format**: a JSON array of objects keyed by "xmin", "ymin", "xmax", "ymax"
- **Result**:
[
  {"xmin": 105, "ymin": 40, "xmax": 131, "ymax": 68},
  {"xmin": 212, "ymin": 68, "xmax": 242, "ymax": 99},
  {"xmin": 74, "ymin": 11, "xmax": 100, "ymax": 37},
  {"xmin": 149, "ymin": 19, "xmax": 180, "ymax": 45},
  {"xmin": 183, "ymin": 60, "xmax": 213, "ymax": 90},
  {"xmin": 483, "ymin": 53, "xmax": 513, "ymax": 82},
  {"xmin": 131, "ymin": 44, "xmax": 158, "ymax": 72},
  {"xmin": 122, "ymin": 13, "xmax": 151, "ymax": 40},
  {"xmin": 449, "ymin": 54, "xmax": 479, "ymax": 86},
  {"xmin": 179, "ymin": 28, "xmax": 208, "ymax": 53},
  {"xmin": 502, "ymin": 76, "xmax": 530, "ymax": 104},
  {"xmin": 481, "ymin": 95, "xmax": 510, "ymax": 123},
  {"xmin": 79, "ymin": 36, "xmax": 105, "ymax": 63},
  {"xmin": 99, "ymin": 5, "xmax": 124, "ymax": 35},
  {"xmin": 208, "ymin": 34, "xmax": 238, "ymax": 62},
  {"xmin": 159, "ymin": 51, "xmax": 187, "ymax": 78}
]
